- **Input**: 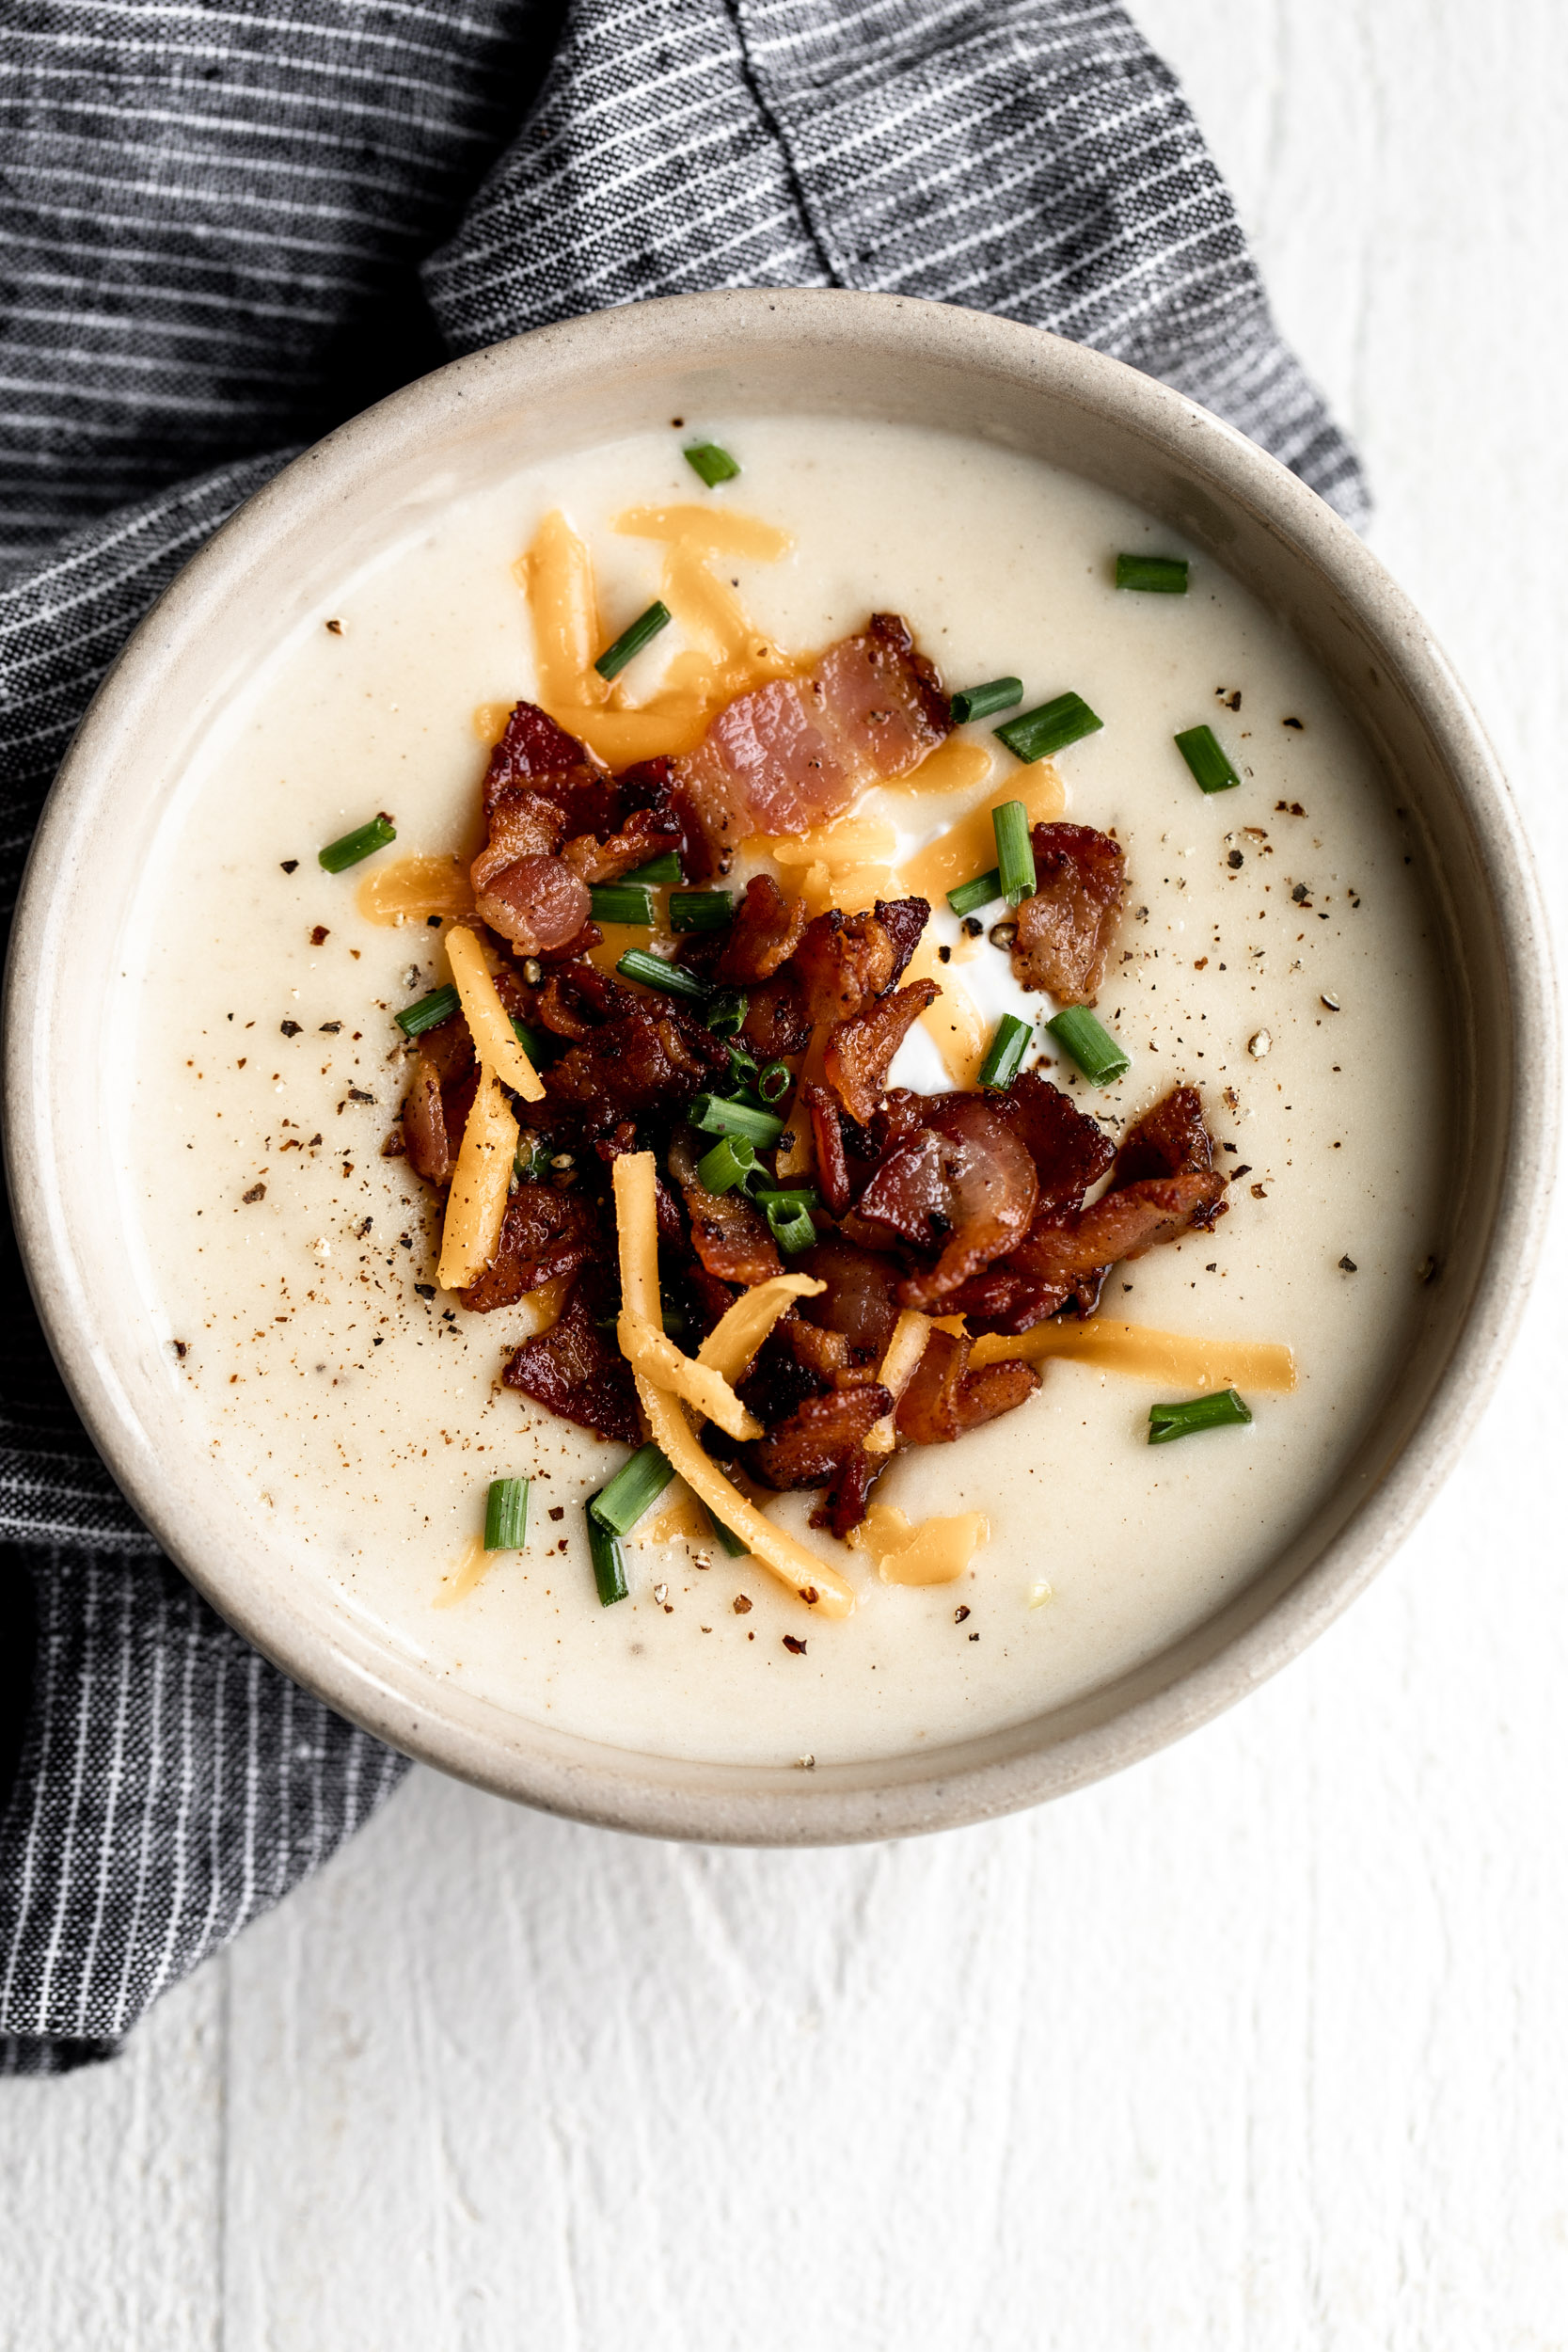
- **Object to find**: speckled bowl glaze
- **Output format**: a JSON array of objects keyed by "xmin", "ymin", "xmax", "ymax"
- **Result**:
[{"xmin": 4, "ymin": 291, "xmax": 1557, "ymax": 1842}]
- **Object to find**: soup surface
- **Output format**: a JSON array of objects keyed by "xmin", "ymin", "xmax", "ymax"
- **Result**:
[{"xmin": 119, "ymin": 417, "xmax": 1448, "ymax": 1768}]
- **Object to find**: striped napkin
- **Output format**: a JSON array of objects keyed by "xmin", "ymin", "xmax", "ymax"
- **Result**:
[{"xmin": 0, "ymin": 0, "xmax": 1365, "ymax": 2071}]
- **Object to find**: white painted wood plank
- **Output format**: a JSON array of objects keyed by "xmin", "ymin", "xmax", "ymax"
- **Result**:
[
  {"xmin": 0, "ymin": 1963, "xmax": 223, "ymax": 2351},
  {"xmin": 8, "ymin": 7, "xmax": 1568, "ymax": 2347}
]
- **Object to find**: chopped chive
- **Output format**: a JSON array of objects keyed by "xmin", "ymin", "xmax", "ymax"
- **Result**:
[
  {"xmin": 768, "ymin": 1202, "xmax": 817, "ymax": 1254},
  {"xmin": 977, "ymin": 1012, "xmax": 1033, "ymax": 1090},
  {"xmin": 1116, "ymin": 553, "xmax": 1189, "ymax": 594},
  {"xmin": 514, "ymin": 1138, "xmax": 552, "ymax": 1184},
  {"xmin": 586, "ymin": 1502, "xmax": 629, "ymax": 1606},
  {"xmin": 724, "ymin": 1041, "xmax": 759, "ymax": 1087},
  {"xmin": 995, "ymin": 691, "xmax": 1103, "ymax": 765},
  {"xmin": 949, "ymin": 676, "xmax": 1023, "ymax": 724},
  {"xmin": 595, "ymin": 600, "xmax": 672, "ymax": 681},
  {"xmin": 689, "ymin": 1094, "xmax": 784, "ymax": 1147},
  {"xmin": 946, "ymin": 866, "xmax": 1003, "ymax": 918},
  {"xmin": 1046, "ymin": 1006, "xmax": 1131, "ymax": 1087},
  {"xmin": 671, "ymin": 888, "xmax": 735, "ymax": 933},
  {"xmin": 697, "ymin": 1135, "xmax": 758, "ymax": 1194},
  {"xmin": 483, "ymin": 1476, "xmax": 530, "ymax": 1551},
  {"xmin": 510, "ymin": 1016, "xmax": 547, "ymax": 1064},
  {"xmin": 319, "ymin": 812, "xmax": 396, "ymax": 873},
  {"xmin": 685, "ymin": 442, "xmax": 741, "ymax": 487},
  {"xmin": 702, "ymin": 1502, "xmax": 752, "ymax": 1557},
  {"xmin": 395, "ymin": 983, "xmax": 460, "ymax": 1038},
  {"xmin": 705, "ymin": 988, "xmax": 749, "ymax": 1037},
  {"xmin": 992, "ymin": 801, "xmax": 1037, "ymax": 908},
  {"xmin": 615, "ymin": 947, "xmax": 709, "ymax": 1000},
  {"xmin": 589, "ymin": 882, "xmax": 656, "ymax": 927},
  {"xmin": 592, "ymin": 1440, "xmax": 674, "ymax": 1534},
  {"xmin": 1174, "ymin": 723, "xmax": 1242, "ymax": 795},
  {"xmin": 623, "ymin": 850, "xmax": 684, "ymax": 885},
  {"xmin": 1148, "ymin": 1389, "xmax": 1253, "ymax": 1445},
  {"xmin": 754, "ymin": 1186, "xmax": 819, "ymax": 1216},
  {"xmin": 757, "ymin": 1060, "xmax": 791, "ymax": 1104}
]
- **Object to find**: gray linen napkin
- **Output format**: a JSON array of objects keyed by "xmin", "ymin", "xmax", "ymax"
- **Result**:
[{"xmin": 0, "ymin": 0, "xmax": 1366, "ymax": 2071}]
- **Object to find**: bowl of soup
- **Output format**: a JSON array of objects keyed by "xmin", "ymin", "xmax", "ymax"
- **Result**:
[{"xmin": 4, "ymin": 290, "xmax": 1555, "ymax": 1841}]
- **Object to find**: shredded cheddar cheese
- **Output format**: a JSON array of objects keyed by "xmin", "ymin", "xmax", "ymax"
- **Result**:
[
  {"xmin": 436, "ymin": 1072, "xmax": 517, "ymax": 1292},
  {"xmin": 695, "ymin": 1273, "xmax": 825, "ymax": 1385},
  {"xmin": 850, "ymin": 1503, "xmax": 990, "ymax": 1585},
  {"xmin": 611, "ymin": 1152, "xmax": 854, "ymax": 1615},
  {"xmin": 968, "ymin": 1318, "xmax": 1297, "ymax": 1391},
  {"xmin": 864, "ymin": 1311, "xmax": 935, "ymax": 1454},
  {"xmin": 617, "ymin": 1313, "xmax": 762, "ymax": 1442},
  {"xmin": 444, "ymin": 924, "xmax": 545, "ymax": 1103},
  {"xmin": 356, "ymin": 854, "xmax": 474, "ymax": 928},
  {"xmin": 896, "ymin": 766, "xmax": 1067, "ymax": 905}
]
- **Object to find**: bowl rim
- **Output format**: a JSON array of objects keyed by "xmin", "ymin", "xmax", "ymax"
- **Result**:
[{"xmin": 4, "ymin": 286, "xmax": 1559, "ymax": 1844}]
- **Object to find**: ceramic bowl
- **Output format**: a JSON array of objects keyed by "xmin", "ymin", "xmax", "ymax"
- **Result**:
[{"xmin": 4, "ymin": 290, "xmax": 1557, "ymax": 1842}]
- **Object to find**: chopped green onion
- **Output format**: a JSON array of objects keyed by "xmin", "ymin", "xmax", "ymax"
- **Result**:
[
  {"xmin": 724, "ymin": 1041, "xmax": 759, "ymax": 1086},
  {"xmin": 949, "ymin": 676, "xmax": 1023, "ymax": 724},
  {"xmin": 514, "ymin": 1139, "xmax": 552, "ymax": 1184},
  {"xmin": 623, "ymin": 850, "xmax": 684, "ymax": 885},
  {"xmin": 615, "ymin": 947, "xmax": 708, "ymax": 1000},
  {"xmin": 688, "ymin": 1094, "xmax": 784, "ymax": 1147},
  {"xmin": 697, "ymin": 1135, "xmax": 758, "ymax": 1194},
  {"xmin": 946, "ymin": 866, "xmax": 1003, "ymax": 918},
  {"xmin": 977, "ymin": 1012, "xmax": 1032, "ymax": 1090},
  {"xmin": 589, "ymin": 882, "xmax": 656, "ymax": 927},
  {"xmin": 671, "ymin": 888, "xmax": 736, "ymax": 933},
  {"xmin": 483, "ymin": 1476, "xmax": 530, "ymax": 1551},
  {"xmin": 1116, "ymin": 553, "xmax": 1189, "ymax": 594},
  {"xmin": 754, "ymin": 1186, "xmax": 819, "ymax": 1216},
  {"xmin": 1174, "ymin": 723, "xmax": 1242, "ymax": 795},
  {"xmin": 594, "ymin": 600, "xmax": 672, "ymax": 681},
  {"xmin": 768, "ymin": 1202, "xmax": 817, "ymax": 1254},
  {"xmin": 684, "ymin": 442, "xmax": 741, "ymax": 486},
  {"xmin": 592, "ymin": 1440, "xmax": 674, "ymax": 1534},
  {"xmin": 510, "ymin": 1017, "xmax": 547, "ymax": 1064},
  {"xmin": 319, "ymin": 813, "xmax": 396, "ymax": 873},
  {"xmin": 395, "ymin": 983, "xmax": 460, "ymax": 1038},
  {"xmin": 705, "ymin": 988, "xmax": 749, "ymax": 1037},
  {"xmin": 702, "ymin": 1502, "xmax": 752, "ymax": 1557},
  {"xmin": 1148, "ymin": 1389, "xmax": 1253, "ymax": 1445},
  {"xmin": 995, "ymin": 691, "xmax": 1103, "ymax": 765},
  {"xmin": 756, "ymin": 1060, "xmax": 791, "ymax": 1104},
  {"xmin": 1046, "ymin": 1006, "xmax": 1131, "ymax": 1087},
  {"xmin": 586, "ymin": 1502, "xmax": 629, "ymax": 1606},
  {"xmin": 992, "ymin": 801, "xmax": 1037, "ymax": 908}
]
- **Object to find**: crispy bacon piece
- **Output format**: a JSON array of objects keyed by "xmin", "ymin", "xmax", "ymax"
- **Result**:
[
  {"xmin": 473, "ymin": 795, "xmax": 592, "ymax": 954},
  {"xmin": 895, "ymin": 1328, "xmax": 1039, "ymax": 1446},
  {"xmin": 616, "ymin": 754, "xmax": 709, "ymax": 882},
  {"xmin": 502, "ymin": 1277, "xmax": 640, "ymax": 1445},
  {"xmin": 853, "ymin": 1095, "xmax": 1037, "ymax": 1309},
  {"xmin": 675, "ymin": 615, "xmax": 952, "ymax": 869},
  {"xmin": 594, "ymin": 1124, "xmax": 686, "ymax": 1244},
  {"xmin": 989, "ymin": 1068, "xmax": 1114, "ymax": 1216},
  {"xmin": 666, "ymin": 1128, "xmax": 784, "ymax": 1285},
  {"xmin": 562, "ymin": 807, "xmax": 684, "ymax": 885},
  {"xmin": 874, "ymin": 896, "xmax": 930, "ymax": 989},
  {"xmin": 1113, "ymin": 1083, "xmax": 1227, "ymax": 1229},
  {"xmin": 796, "ymin": 1237, "xmax": 904, "ymax": 1362},
  {"xmin": 715, "ymin": 874, "xmax": 810, "ymax": 983},
  {"xmin": 792, "ymin": 909, "xmax": 897, "ymax": 1027},
  {"xmin": 740, "ymin": 972, "xmax": 812, "ymax": 1058},
  {"xmin": 747, "ymin": 1385, "xmax": 893, "ymax": 1492},
  {"xmin": 953, "ymin": 1168, "xmax": 1227, "ymax": 1332},
  {"xmin": 800, "ymin": 1080, "xmax": 852, "ymax": 1217},
  {"xmin": 824, "ymin": 977, "xmax": 941, "ymax": 1126},
  {"xmin": 812, "ymin": 1443, "xmax": 887, "ymax": 1539},
  {"xmin": 778, "ymin": 1316, "xmax": 851, "ymax": 1384},
  {"xmin": 458, "ymin": 1184, "xmax": 601, "ymax": 1311},
  {"xmin": 483, "ymin": 700, "xmax": 622, "ymax": 838},
  {"xmin": 545, "ymin": 1004, "xmax": 728, "ymax": 1120},
  {"xmin": 402, "ymin": 1056, "xmax": 452, "ymax": 1186},
  {"xmin": 684, "ymin": 1182, "xmax": 784, "ymax": 1287},
  {"xmin": 1010, "ymin": 822, "xmax": 1125, "ymax": 1005}
]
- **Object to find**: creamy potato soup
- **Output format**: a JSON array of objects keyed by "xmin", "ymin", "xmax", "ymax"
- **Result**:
[{"xmin": 119, "ymin": 418, "xmax": 1448, "ymax": 1768}]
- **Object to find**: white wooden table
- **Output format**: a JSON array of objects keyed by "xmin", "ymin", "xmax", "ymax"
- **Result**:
[{"xmin": 7, "ymin": 6, "xmax": 1566, "ymax": 2343}]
